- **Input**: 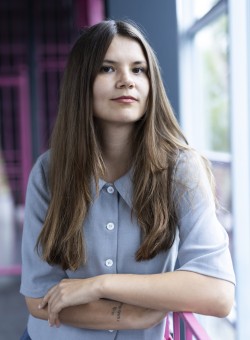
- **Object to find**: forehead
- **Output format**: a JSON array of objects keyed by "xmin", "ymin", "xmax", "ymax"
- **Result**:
[{"xmin": 104, "ymin": 35, "xmax": 147, "ymax": 62}]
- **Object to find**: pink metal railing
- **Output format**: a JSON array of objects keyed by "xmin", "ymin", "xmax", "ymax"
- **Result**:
[
  {"xmin": 165, "ymin": 312, "xmax": 211, "ymax": 340},
  {"xmin": 0, "ymin": 264, "xmax": 22, "ymax": 276}
]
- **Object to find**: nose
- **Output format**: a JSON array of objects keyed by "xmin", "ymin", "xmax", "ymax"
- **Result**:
[{"xmin": 116, "ymin": 70, "xmax": 135, "ymax": 89}]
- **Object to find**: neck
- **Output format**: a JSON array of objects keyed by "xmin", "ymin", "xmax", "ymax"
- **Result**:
[{"xmin": 95, "ymin": 121, "xmax": 134, "ymax": 182}]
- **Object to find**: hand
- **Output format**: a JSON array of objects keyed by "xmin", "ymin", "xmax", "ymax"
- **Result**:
[{"xmin": 38, "ymin": 278, "xmax": 101, "ymax": 327}]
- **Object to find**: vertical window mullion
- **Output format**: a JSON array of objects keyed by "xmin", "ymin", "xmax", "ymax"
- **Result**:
[{"xmin": 229, "ymin": 0, "xmax": 250, "ymax": 338}]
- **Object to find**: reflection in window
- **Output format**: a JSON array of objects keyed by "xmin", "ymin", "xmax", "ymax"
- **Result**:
[{"xmin": 194, "ymin": 15, "xmax": 229, "ymax": 152}]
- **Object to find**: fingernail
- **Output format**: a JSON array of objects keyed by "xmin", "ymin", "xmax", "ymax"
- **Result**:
[
  {"xmin": 48, "ymin": 320, "xmax": 52, "ymax": 327},
  {"xmin": 38, "ymin": 304, "xmax": 41, "ymax": 309}
]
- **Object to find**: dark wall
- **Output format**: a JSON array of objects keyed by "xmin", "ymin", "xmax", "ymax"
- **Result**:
[{"xmin": 105, "ymin": 0, "xmax": 179, "ymax": 118}]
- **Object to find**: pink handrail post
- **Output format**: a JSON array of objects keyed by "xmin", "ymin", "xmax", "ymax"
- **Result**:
[
  {"xmin": 172, "ymin": 312, "xmax": 211, "ymax": 340},
  {"xmin": 164, "ymin": 315, "xmax": 174, "ymax": 340},
  {"xmin": 173, "ymin": 313, "xmax": 181, "ymax": 340}
]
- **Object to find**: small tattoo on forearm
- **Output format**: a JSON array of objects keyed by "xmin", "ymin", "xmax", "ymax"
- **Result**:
[
  {"xmin": 111, "ymin": 306, "xmax": 117, "ymax": 315},
  {"xmin": 116, "ymin": 303, "xmax": 123, "ymax": 322},
  {"xmin": 111, "ymin": 302, "xmax": 123, "ymax": 322}
]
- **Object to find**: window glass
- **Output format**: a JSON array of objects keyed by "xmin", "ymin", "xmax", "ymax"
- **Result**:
[
  {"xmin": 192, "ymin": 0, "xmax": 219, "ymax": 20},
  {"xmin": 212, "ymin": 158, "xmax": 233, "ymax": 250},
  {"xmin": 193, "ymin": 15, "xmax": 229, "ymax": 152}
]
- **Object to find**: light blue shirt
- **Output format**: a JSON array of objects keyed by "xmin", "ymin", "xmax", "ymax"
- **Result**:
[{"xmin": 20, "ymin": 149, "xmax": 235, "ymax": 340}]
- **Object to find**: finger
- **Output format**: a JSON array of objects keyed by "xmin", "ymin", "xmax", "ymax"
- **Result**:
[
  {"xmin": 50, "ymin": 319, "xmax": 61, "ymax": 328},
  {"xmin": 48, "ymin": 311, "xmax": 59, "ymax": 327},
  {"xmin": 47, "ymin": 295, "xmax": 63, "ymax": 327},
  {"xmin": 38, "ymin": 296, "xmax": 49, "ymax": 309},
  {"xmin": 38, "ymin": 285, "xmax": 57, "ymax": 309},
  {"xmin": 55, "ymin": 318, "xmax": 61, "ymax": 328},
  {"xmin": 38, "ymin": 294, "xmax": 51, "ymax": 309},
  {"xmin": 48, "ymin": 317, "xmax": 60, "ymax": 328}
]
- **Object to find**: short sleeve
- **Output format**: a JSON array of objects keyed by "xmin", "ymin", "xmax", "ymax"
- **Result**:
[
  {"xmin": 20, "ymin": 151, "xmax": 67, "ymax": 298},
  {"xmin": 173, "ymin": 150, "xmax": 235, "ymax": 284}
]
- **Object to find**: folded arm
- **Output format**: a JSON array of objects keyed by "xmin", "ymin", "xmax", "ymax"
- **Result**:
[
  {"xmin": 37, "ymin": 270, "xmax": 234, "ymax": 327},
  {"xmin": 25, "ymin": 296, "xmax": 166, "ymax": 330}
]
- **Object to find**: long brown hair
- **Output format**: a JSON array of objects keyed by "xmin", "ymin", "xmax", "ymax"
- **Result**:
[{"xmin": 37, "ymin": 20, "xmax": 191, "ymax": 271}]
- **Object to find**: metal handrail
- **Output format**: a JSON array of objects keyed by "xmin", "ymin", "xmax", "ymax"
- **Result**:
[
  {"xmin": 0, "ymin": 264, "xmax": 22, "ymax": 276},
  {"xmin": 165, "ymin": 312, "xmax": 211, "ymax": 340}
]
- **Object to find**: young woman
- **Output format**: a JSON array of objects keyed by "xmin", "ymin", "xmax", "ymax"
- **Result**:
[{"xmin": 20, "ymin": 20, "xmax": 235, "ymax": 340}]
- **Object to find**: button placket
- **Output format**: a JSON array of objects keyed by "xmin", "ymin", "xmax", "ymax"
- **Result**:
[{"xmin": 102, "ymin": 183, "xmax": 118, "ymax": 273}]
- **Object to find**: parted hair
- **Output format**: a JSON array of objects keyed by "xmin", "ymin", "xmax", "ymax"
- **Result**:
[{"xmin": 36, "ymin": 20, "xmax": 194, "ymax": 271}]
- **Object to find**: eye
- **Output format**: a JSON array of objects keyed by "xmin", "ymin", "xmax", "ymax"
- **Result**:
[
  {"xmin": 132, "ymin": 67, "xmax": 147, "ymax": 74},
  {"xmin": 100, "ymin": 65, "xmax": 114, "ymax": 73}
]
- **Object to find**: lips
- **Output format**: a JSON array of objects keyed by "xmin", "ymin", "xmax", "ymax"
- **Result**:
[{"xmin": 111, "ymin": 96, "xmax": 138, "ymax": 103}]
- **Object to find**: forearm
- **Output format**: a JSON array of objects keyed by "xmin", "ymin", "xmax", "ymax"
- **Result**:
[
  {"xmin": 99, "ymin": 271, "xmax": 235, "ymax": 317},
  {"xmin": 25, "ymin": 297, "xmax": 165, "ymax": 330},
  {"xmin": 60, "ymin": 300, "xmax": 165, "ymax": 329}
]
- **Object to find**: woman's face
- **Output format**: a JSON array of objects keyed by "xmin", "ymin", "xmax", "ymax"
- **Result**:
[{"xmin": 93, "ymin": 35, "xmax": 150, "ymax": 126}]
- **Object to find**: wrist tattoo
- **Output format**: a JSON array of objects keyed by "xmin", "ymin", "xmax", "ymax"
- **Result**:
[{"xmin": 111, "ymin": 302, "xmax": 124, "ymax": 322}]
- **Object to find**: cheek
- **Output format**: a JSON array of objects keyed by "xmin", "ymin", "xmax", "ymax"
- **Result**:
[
  {"xmin": 142, "ymin": 84, "xmax": 150, "ymax": 112},
  {"xmin": 92, "ymin": 83, "xmax": 110, "ymax": 118},
  {"xmin": 142, "ymin": 82, "xmax": 150, "ymax": 105},
  {"xmin": 142, "ymin": 78, "xmax": 150, "ymax": 98},
  {"xmin": 93, "ymin": 85, "xmax": 105, "ymax": 108}
]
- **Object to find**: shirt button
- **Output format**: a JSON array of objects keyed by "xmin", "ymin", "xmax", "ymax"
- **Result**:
[
  {"xmin": 106, "ymin": 222, "xmax": 115, "ymax": 230},
  {"xmin": 107, "ymin": 186, "xmax": 114, "ymax": 194},
  {"xmin": 105, "ymin": 259, "xmax": 113, "ymax": 267}
]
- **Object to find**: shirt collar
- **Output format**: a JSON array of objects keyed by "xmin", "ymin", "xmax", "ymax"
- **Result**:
[
  {"xmin": 90, "ymin": 170, "xmax": 133, "ymax": 209},
  {"xmin": 90, "ymin": 177, "xmax": 106, "ymax": 197},
  {"xmin": 114, "ymin": 169, "xmax": 133, "ymax": 208}
]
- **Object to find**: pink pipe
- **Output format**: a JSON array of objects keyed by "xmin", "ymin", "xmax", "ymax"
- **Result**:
[
  {"xmin": 173, "ymin": 313, "xmax": 181, "ymax": 340},
  {"xmin": 19, "ymin": 69, "xmax": 32, "ymax": 203},
  {"xmin": 173, "ymin": 312, "xmax": 211, "ymax": 340},
  {"xmin": 0, "ymin": 265, "xmax": 22, "ymax": 276},
  {"xmin": 87, "ymin": 0, "xmax": 104, "ymax": 26}
]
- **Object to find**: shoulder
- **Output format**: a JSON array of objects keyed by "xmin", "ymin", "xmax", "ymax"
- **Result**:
[
  {"xmin": 173, "ymin": 148, "xmax": 215, "ymax": 217},
  {"xmin": 28, "ymin": 150, "xmax": 51, "ymax": 193},
  {"xmin": 173, "ymin": 148, "xmax": 211, "ymax": 190},
  {"xmin": 31, "ymin": 150, "xmax": 50, "ymax": 175},
  {"xmin": 35, "ymin": 149, "xmax": 50, "ymax": 170}
]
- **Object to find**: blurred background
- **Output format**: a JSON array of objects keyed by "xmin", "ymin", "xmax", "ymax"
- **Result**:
[{"xmin": 0, "ymin": 0, "xmax": 249, "ymax": 339}]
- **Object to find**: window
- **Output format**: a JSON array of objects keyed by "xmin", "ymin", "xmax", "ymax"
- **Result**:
[
  {"xmin": 193, "ymin": 14, "xmax": 229, "ymax": 152},
  {"xmin": 193, "ymin": 0, "xmax": 219, "ymax": 19},
  {"xmin": 177, "ymin": 1, "xmax": 236, "ymax": 338}
]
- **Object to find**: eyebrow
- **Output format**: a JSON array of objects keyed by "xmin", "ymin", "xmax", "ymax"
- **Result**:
[{"xmin": 102, "ymin": 59, "xmax": 148, "ymax": 66}]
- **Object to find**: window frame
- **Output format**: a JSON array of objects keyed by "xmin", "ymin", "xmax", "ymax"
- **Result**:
[{"xmin": 228, "ymin": 0, "xmax": 250, "ymax": 338}]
